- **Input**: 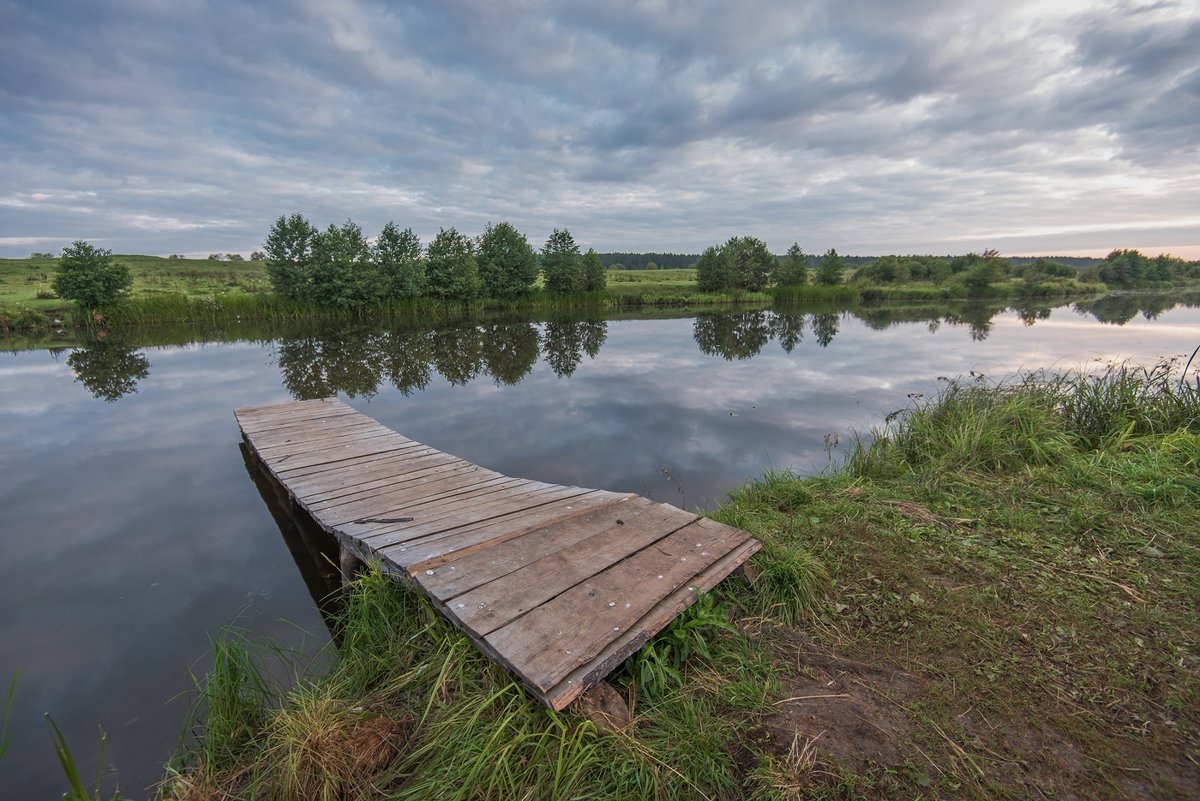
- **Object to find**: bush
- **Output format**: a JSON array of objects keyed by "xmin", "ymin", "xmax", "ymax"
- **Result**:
[
  {"xmin": 0, "ymin": 304, "xmax": 49, "ymax": 336},
  {"xmin": 51, "ymin": 241, "xmax": 132, "ymax": 310}
]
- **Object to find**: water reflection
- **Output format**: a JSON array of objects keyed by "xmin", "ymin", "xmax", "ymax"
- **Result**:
[
  {"xmin": 1074, "ymin": 292, "xmax": 1188, "ymax": 324},
  {"xmin": 277, "ymin": 318, "xmax": 609, "ymax": 399},
  {"xmin": 39, "ymin": 292, "xmax": 1200, "ymax": 403},
  {"xmin": 66, "ymin": 341, "xmax": 150, "ymax": 401},
  {"xmin": 239, "ymin": 443, "xmax": 343, "ymax": 635}
]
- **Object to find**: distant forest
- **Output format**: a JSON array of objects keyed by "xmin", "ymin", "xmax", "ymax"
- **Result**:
[{"xmin": 599, "ymin": 253, "xmax": 1105, "ymax": 269}]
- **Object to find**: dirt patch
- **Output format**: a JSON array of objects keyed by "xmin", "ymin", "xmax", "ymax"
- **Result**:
[{"xmin": 757, "ymin": 632, "xmax": 919, "ymax": 773}]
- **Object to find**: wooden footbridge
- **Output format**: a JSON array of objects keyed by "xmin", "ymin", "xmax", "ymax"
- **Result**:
[{"xmin": 235, "ymin": 398, "xmax": 760, "ymax": 710}]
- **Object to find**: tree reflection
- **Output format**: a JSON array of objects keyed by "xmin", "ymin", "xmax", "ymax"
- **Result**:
[
  {"xmin": 580, "ymin": 320, "xmax": 607, "ymax": 358},
  {"xmin": 1013, "ymin": 303, "xmax": 1053, "ymax": 326},
  {"xmin": 694, "ymin": 311, "xmax": 772, "ymax": 359},
  {"xmin": 768, "ymin": 312, "xmax": 805, "ymax": 352},
  {"xmin": 273, "ymin": 318, "xmax": 609, "ymax": 398},
  {"xmin": 951, "ymin": 301, "xmax": 995, "ymax": 341},
  {"xmin": 277, "ymin": 330, "xmax": 385, "ymax": 400},
  {"xmin": 430, "ymin": 325, "xmax": 483, "ymax": 385},
  {"xmin": 384, "ymin": 328, "xmax": 433, "ymax": 395},
  {"xmin": 67, "ymin": 341, "xmax": 151, "ymax": 402},
  {"xmin": 811, "ymin": 312, "xmax": 839, "ymax": 348},
  {"xmin": 542, "ymin": 320, "xmax": 584, "ymax": 377},
  {"xmin": 1073, "ymin": 292, "xmax": 1199, "ymax": 325},
  {"xmin": 482, "ymin": 322, "xmax": 539, "ymax": 385}
]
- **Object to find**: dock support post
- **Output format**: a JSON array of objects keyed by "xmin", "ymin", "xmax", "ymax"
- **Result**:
[{"xmin": 339, "ymin": 543, "xmax": 367, "ymax": 585}]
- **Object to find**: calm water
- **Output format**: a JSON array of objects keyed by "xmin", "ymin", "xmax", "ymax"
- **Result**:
[{"xmin": 2, "ymin": 296, "xmax": 1197, "ymax": 798}]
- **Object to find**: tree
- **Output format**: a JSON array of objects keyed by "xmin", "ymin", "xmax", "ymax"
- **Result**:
[
  {"xmin": 581, "ymin": 248, "xmax": 607, "ymax": 292},
  {"xmin": 963, "ymin": 260, "xmax": 1002, "ymax": 295},
  {"xmin": 425, "ymin": 227, "xmax": 479, "ymax": 300},
  {"xmin": 227, "ymin": 253, "xmax": 245, "ymax": 262},
  {"xmin": 375, "ymin": 222, "xmax": 425, "ymax": 298},
  {"xmin": 308, "ymin": 220, "xmax": 381, "ymax": 307},
  {"xmin": 541, "ymin": 228, "xmax": 581, "ymax": 293},
  {"xmin": 695, "ymin": 237, "xmax": 775, "ymax": 292},
  {"xmin": 477, "ymin": 222, "xmax": 537, "ymax": 299},
  {"xmin": 777, "ymin": 243, "xmax": 809, "ymax": 287},
  {"xmin": 724, "ymin": 236, "xmax": 775, "ymax": 291},
  {"xmin": 695, "ymin": 246, "xmax": 729, "ymax": 292},
  {"xmin": 815, "ymin": 249, "xmax": 844, "ymax": 285},
  {"xmin": 264, "ymin": 213, "xmax": 317, "ymax": 299},
  {"xmin": 52, "ymin": 241, "xmax": 132, "ymax": 310},
  {"xmin": 250, "ymin": 251, "xmax": 266, "ymax": 261},
  {"xmin": 1098, "ymin": 249, "xmax": 1151, "ymax": 288}
]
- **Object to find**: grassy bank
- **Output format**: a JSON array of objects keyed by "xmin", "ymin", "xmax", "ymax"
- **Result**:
[
  {"xmin": 0, "ymin": 252, "xmax": 1123, "ymax": 338},
  {"xmin": 156, "ymin": 359, "xmax": 1198, "ymax": 801}
]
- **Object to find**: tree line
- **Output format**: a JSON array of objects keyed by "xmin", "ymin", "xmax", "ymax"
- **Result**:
[
  {"xmin": 264, "ymin": 215, "xmax": 606, "ymax": 305},
  {"xmin": 598, "ymin": 252, "xmax": 698, "ymax": 270}
]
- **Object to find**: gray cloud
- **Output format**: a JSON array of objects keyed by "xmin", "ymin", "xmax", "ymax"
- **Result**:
[{"xmin": 1, "ymin": 0, "xmax": 1197, "ymax": 258}]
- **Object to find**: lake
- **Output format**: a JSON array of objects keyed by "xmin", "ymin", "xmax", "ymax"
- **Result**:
[{"xmin": 2, "ymin": 294, "xmax": 1197, "ymax": 798}]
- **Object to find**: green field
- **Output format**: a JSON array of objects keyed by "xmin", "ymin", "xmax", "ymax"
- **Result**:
[{"xmin": 0, "ymin": 255, "xmax": 271, "ymax": 311}]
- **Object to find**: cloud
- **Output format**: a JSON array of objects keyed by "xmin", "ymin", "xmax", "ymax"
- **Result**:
[{"xmin": 0, "ymin": 0, "xmax": 1197, "ymax": 258}]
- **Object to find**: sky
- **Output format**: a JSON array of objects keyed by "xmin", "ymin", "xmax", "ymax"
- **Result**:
[{"xmin": 1, "ymin": 0, "xmax": 1198, "ymax": 259}]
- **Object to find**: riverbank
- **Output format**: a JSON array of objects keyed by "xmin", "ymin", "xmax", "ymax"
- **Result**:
[
  {"xmin": 159, "ymin": 360, "xmax": 1199, "ymax": 801},
  {"xmin": 0, "ymin": 253, "xmax": 1138, "ymax": 337}
]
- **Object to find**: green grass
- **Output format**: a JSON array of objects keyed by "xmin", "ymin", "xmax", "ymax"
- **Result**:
[
  {"xmin": 163, "ymin": 358, "xmax": 1199, "ymax": 799},
  {"xmin": 0, "ymin": 255, "xmax": 270, "ymax": 311},
  {"xmin": 164, "ymin": 568, "xmax": 796, "ymax": 800}
]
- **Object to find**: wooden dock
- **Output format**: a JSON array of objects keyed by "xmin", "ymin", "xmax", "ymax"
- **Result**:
[{"xmin": 234, "ymin": 398, "xmax": 761, "ymax": 710}]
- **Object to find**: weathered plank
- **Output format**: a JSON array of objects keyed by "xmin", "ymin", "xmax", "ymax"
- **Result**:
[
  {"xmin": 485, "ymin": 516, "xmax": 752, "ymax": 692},
  {"xmin": 382, "ymin": 491, "xmax": 633, "ymax": 569},
  {"xmin": 234, "ymin": 398, "xmax": 761, "ymax": 712},
  {"xmin": 444, "ymin": 502, "xmax": 699, "ymax": 635},
  {"xmin": 541, "ymin": 536, "xmax": 761, "ymax": 709},
  {"xmin": 417, "ymin": 496, "xmax": 654, "ymax": 598}
]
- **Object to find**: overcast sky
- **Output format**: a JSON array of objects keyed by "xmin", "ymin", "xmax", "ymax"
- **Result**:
[{"xmin": 2, "ymin": 0, "xmax": 1198, "ymax": 259}]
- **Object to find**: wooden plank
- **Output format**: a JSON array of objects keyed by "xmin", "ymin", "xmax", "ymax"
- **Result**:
[
  {"xmin": 305, "ymin": 463, "xmax": 501, "ymax": 511},
  {"xmin": 416, "ymin": 496, "xmax": 652, "ymax": 598},
  {"xmin": 350, "ymin": 482, "xmax": 597, "ymax": 544},
  {"xmin": 485, "ymin": 517, "xmax": 753, "ymax": 693},
  {"xmin": 236, "ymin": 403, "xmax": 352, "ymax": 425},
  {"xmin": 235, "ymin": 401, "xmax": 357, "ymax": 432},
  {"xmin": 541, "ymin": 537, "xmax": 762, "ymax": 710},
  {"xmin": 234, "ymin": 398, "xmax": 341, "ymax": 420},
  {"xmin": 247, "ymin": 419, "xmax": 384, "ymax": 450},
  {"xmin": 378, "ymin": 491, "xmax": 633, "ymax": 569},
  {"xmin": 253, "ymin": 428, "xmax": 408, "ymax": 461},
  {"xmin": 439, "ymin": 502, "xmax": 699, "ymax": 636},
  {"xmin": 262, "ymin": 437, "xmax": 422, "ymax": 473},
  {"xmin": 289, "ymin": 455, "xmax": 476, "ymax": 505},
  {"xmin": 281, "ymin": 444, "xmax": 457, "ymax": 484},
  {"xmin": 311, "ymin": 475, "xmax": 538, "ymax": 528},
  {"xmin": 238, "ymin": 409, "xmax": 362, "ymax": 436},
  {"xmin": 300, "ymin": 459, "xmax": 487, "ymax": 506}
]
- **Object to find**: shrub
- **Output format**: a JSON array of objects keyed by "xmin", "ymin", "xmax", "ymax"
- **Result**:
[{"xmin": 51, "ymin": 241, "xmax": 132, "ymax": 310}]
